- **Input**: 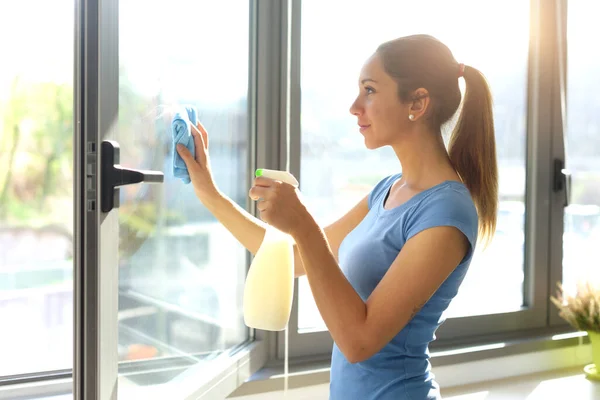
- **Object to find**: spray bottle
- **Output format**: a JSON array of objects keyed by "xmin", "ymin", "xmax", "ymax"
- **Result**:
[{"xmin": 243, "ymin": 169, "xmax": 299, "ymax": 331}]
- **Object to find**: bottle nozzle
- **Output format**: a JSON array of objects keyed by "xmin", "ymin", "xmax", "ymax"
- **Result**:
[{"xmin": 255, "ymin": 169, "xmax": 299, "ymax": 187}]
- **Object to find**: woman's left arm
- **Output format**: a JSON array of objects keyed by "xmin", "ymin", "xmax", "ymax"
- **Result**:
[
  {"xmin": 294, "ymin": 219, "xmax": 468, "ymax": 363},
  {"xmin": 250, "ymin": 177, "xmax": 469, "ymax": 364}
]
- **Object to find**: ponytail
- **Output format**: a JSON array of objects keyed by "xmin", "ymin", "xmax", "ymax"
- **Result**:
[
  {"xmin": 376, "ymin": 35, "xmax": 499, "ymax": 246},
  {"xmin": 448, "ymin": 66, "xmax": 498, "ymax": 246}
]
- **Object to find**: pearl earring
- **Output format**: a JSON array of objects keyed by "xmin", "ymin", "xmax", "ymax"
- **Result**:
[{"xmin": 408, "ymin": 114, "xmax": 415, "ymax": 121}]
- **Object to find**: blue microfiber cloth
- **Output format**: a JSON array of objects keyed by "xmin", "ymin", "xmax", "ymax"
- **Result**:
[{"xmin": 171, "ymin": 106, "xmax": 197, "ymax": 184}]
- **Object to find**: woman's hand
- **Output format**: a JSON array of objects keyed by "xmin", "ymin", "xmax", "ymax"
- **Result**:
[
  {"xmin": 249, "ymin": 177, "xmax": 315, "ymax": 237},
  {"xmin": 176, "ymin": 122, "xmax": 219, "ymax": 202}
]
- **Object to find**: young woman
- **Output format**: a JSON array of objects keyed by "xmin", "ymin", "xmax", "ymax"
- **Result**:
[{"xmin": 177, "ymin": 34, "xmax": 498, "ymax": 399}]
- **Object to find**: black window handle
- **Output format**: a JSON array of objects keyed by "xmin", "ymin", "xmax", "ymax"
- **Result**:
[
  {"xmin": 553, "ymin": 158, "xmax": 571, "ymax": 207},
  {"xmin": 100, "ymin": 140, "xmax": 164, "ymax": 213}
]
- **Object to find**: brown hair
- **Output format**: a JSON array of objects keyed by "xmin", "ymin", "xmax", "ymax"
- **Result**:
[{"xmin": 376, "ymin": 34, "xmax": 498, "ymax": 245}]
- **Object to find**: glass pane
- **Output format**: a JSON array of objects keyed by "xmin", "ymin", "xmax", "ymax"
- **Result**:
[
  {"xmin": 563, "ymin": 1, "xmax": 600, "ymax": 292},
  {"xmin": 0, "ymin": 0, "xmax": 74, "ymax": 376},
  {"xmin": 299, "ymin": 0, "xmax": 529, "ymax": 331},
  {"xmin": 114, "ymin": 0, "xmax": 250, "ymax": 389}
]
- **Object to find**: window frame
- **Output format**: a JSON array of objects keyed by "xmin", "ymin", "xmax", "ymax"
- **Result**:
[
  {"xmin": 275, "ymin": 0, "xmax": 574, "ymax": 361},
  {"xmin": 0, "ymin": 0, "xmax": 582, "ymax": 397},
  {"xmin": 0, "ymin": 0, "xmax": 276, "ymax": 397},
  {"xmin": 548, "ymin": 0, "xmax": 572, "ymax": 328},
  {"xmin": 78, "ymin": 0, "xmax": 273, "ymax": 398}
]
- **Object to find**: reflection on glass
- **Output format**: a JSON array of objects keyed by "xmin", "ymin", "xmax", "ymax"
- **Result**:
[
  {"xmin": 0, "ymin": 0, "xmax": 74, "ymax": 376},
  {"xmin": 115, "ymin": 0, "xmax": 250, "ymax": 388},
  {"xmin": 299, "ymin": 0, "xmax": 529, "ymax": 330},
  {"xmin": 563, "ymin": 1, "xmax": 600, "ymax": 293}
]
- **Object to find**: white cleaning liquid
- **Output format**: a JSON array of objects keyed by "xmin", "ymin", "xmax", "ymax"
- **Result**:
[{"xmin": 243, "ymin": 227, "xmax": 294, "ymax": 331}]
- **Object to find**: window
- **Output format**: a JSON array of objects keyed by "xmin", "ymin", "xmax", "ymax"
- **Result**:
[
  {"xmin": 563, "ymin": 0, "xmax": 600, "ymax": 292},
  {"xmin": 0, "ymin": 0, "xmax": 594, "ymax": 397},
  {"xmin": 0, "ymin": 0, "xmax": 74, "ymax": 376},
  {"xmin": 115, "ymin": 0, "xmax": 250, "ymax": 386},
  {"xmin": 298, "ymin": 0, "xmax": 530, "ymax": 334}
]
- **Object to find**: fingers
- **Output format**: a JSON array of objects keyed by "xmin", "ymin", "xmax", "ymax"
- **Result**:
[
  {"xmin": 249, "ymin": 177, "xmax": 294, "ymax": 202},
  {"xmin": 176, "ymin": 144, "xmax": 194, "ymax": 166},
  {"xmin": 249, "ymin": 185, "xmax": 268, "ymax": 201},
  {"xmin": 256, "ymin": 199, "xmax": 270, "ymax": 212},
  {"xmin": 196, "ymin": 121, "xmax": 209, "ymax": 149},
  {"xmin": 190, "ymin": 124, "xmax": 207, "ymax": 164},
  {"xmin": 253, "ymin": 176, "xmax": 278, "ymax": 187}
]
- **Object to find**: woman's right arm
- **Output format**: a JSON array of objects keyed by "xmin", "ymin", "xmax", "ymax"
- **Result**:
[
  {"xmin": 176, "ymin": 121, "xmax": 369, "ymax": 277},
  {"xmin": 201, "ymin": 190, "xmax": 267, "ymax": 256},
  {"xmin": 202, "ymin": 191, "xmax": 369, "ymax": 278}
]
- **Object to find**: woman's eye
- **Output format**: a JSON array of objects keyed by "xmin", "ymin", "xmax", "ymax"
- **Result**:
[{"xmin": 364, "ymin": 86, "xmax": 375, "ymax": 95}]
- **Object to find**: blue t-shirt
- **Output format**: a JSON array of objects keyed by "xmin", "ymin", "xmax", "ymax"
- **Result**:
[{"xmin": 329, "ymin": 173, "xmax": 479, "ymax": 400}]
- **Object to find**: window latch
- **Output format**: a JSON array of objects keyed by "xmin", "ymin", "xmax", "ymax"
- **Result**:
[
  {"xmin": 100, "ymin": 140, "xmax": 164, "ymax": 213},
  {"xmin": 553, "ymin": 158, "xmax": 571, "ymax": 208}
]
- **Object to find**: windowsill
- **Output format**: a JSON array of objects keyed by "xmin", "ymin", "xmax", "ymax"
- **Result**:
[
  {"xmin": 0, "ymin": 340, "xmax": 267, "ymax": 400},
  {"xmin": 0, "ymin": 330, "xmax": 591, "ymax": 399},
  {"xmin": 228, "ymin": 329, "xmax": 593, "ymax": 397},
  {"xmin": 228, "ymin": 366, "xmax": 599, "ymax": 400},
  {"xmin": 442, "ymin": 366, "xmax": 599, "ymax": 399}
]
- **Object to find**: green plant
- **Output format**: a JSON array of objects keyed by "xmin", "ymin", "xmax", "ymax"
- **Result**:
[{"xmin": 551, "ymin": 281, "xmax": 600, "ymax": 333}]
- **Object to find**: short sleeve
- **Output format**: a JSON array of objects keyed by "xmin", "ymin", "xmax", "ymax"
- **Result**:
[
  {"xmin": 368, "ymin": 174, "xmax": 401, "ymax": 209},
  {"xmin": 404, "ymin": 186, "xmax": 479, "ymax": 258}
]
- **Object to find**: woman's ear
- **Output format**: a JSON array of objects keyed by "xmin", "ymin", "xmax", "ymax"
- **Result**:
[{"xmin": 408, "ymin": 88, "xmax": 430, "ymax": 121}]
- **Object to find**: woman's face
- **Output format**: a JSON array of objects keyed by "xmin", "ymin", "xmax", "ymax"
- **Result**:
[{"xmin": 349, "ymin": 54, "xmax": 412, "ymax": 149}]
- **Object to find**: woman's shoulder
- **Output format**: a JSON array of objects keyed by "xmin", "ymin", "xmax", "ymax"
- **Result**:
[
  {"xmin": 416, "ymin": 181, "xmax": 477, "ymax": 222},
  {"xmin": 405, "ymin": 181, "xmax": 479, "ymax": 246}
]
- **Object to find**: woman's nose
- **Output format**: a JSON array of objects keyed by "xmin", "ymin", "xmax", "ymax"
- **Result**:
[{"xmin": 349, "ymin": 97, "xmax": 362, "ymax": 116}]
